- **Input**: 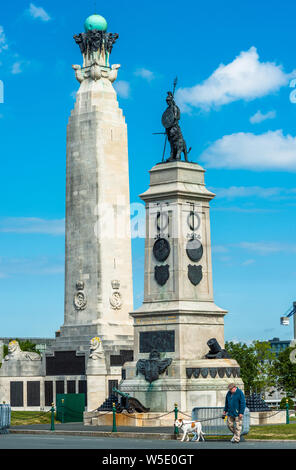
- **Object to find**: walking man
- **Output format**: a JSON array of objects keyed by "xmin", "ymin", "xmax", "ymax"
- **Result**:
[{"xmin": 222, "ymin": 383, "xmax": 246, "ymax": 443}]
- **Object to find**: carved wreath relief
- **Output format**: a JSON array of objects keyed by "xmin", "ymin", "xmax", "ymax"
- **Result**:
[
  {"xmin": 74, "ymin": 281, "xmax": 87, "ymax": 311},
  {"xmin": 109, "ymin": 280, "xmax": 122, "ymax": 310}
]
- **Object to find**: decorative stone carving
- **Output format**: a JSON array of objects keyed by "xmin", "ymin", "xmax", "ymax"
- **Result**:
[
  {"xmin": 89, "ymin": 337, "xmax": 104, "ymax": 360},
  {"xmin": 136, "ymin": 350, "xmax": 172, "ymax": 383},
  {"xmin": 109, "ymin": 280, "xmax": 122, "ymax": 310},
  {"xmin": 73, "ymin": 28, "xmax": 120, "ymax": 84},
  {"xmin": 4, "ymin": 340, "xmax": 41, "ymax": 361},
  {"xmin": 72, "ymin": 62, "xmax": 120, "ymax": 84},
  {"xmin": 74, "ymin": 281, "xmax": 87, "ymax": 311}
]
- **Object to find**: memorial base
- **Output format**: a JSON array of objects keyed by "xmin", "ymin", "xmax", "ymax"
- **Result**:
[{"xmin": 120, "ymin": 358, "xmax": 244, "ymax": 413}]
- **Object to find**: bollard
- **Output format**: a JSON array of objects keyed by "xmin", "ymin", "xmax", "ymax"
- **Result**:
[
  {"xmin": 61, "ymin": 399, "xmax": 65, "ymax": 424},
  {"xmin": 112, "ymin": 402, "xmax": 117, "ymax": 433},
  {"xmin": 286, "ymin": 399, "xmax": 290, "ymax": 425},
  {"xmin": 174, "ymin": 403, "xmax": 179, "ymax": 438},
  {"xmin": 50, "ymin": 403, "xmax": 55, "ymax": 431}
]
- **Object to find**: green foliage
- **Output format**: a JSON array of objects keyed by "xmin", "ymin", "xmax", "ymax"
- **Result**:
[
  {"xmin": 225, "ymin": 340, "xmax": 276, "ymax": 395},
  {"xmin": 252, "ymin": 340, "xmax": 277, "ymax": 393},
  {"xmin": 225, "ymin": 341, "xmax": 258, "ymax": 395},
  {"xmin": 271, "ymin": 346, "xmax": 296, "ymax": 398},
  {"xmin": 279, "ymin": 397, "xmax": 295, "ymax": 410}
]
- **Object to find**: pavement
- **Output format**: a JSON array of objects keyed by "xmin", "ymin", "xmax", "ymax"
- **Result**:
[{"xmin": 10, "ymin": 422, "xmax": 176, "ymax": 440}]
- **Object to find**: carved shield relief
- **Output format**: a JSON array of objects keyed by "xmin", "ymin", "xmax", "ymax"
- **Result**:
[
  {"xmin": 193, "ymin": 368, "xmax": 201, "ymax": 378},
  {"xmin": 188, "ymin": 264, "xmax": 203, "ymax": 286},
  {"xmin": 186, "ymin": 368, "xmax": 194, "ymax": 379},
  {"xmin": 154, "ymin": 265, "xmax": 169, "ymax": 286},
  {"xmin": 201, "ymin": 368, "xmax": 208, "ymax": 378}
]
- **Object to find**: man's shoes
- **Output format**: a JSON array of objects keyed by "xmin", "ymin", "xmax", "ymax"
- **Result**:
[
  {"xmin": 231, "ymin": 440, "xmax": 240, "ymax": 444},
  {"xmin": 230, "ymin": 436, "xmax": 235, "ymax": 442}
]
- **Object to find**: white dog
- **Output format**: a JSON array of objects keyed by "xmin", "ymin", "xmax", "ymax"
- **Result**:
[{"xmin": 175, "ymin": 419, "xmax": 205, "ymax": 442}]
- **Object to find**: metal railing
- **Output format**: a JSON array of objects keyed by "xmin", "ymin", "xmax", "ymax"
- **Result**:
[
  {"xmin": 192, "ymin": 406, "xmax": 250, "ymax": 436},
  {"xmin": 0, "ymin": 404, "xmax": 11, "ymax": 434}
]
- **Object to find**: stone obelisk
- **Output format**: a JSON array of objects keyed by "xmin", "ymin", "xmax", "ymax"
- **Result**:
[{"xmin": 55, "ymin": 14, "xmax": 134, "ymax": 354}]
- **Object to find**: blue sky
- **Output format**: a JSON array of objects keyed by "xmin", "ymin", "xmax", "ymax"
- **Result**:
[{"xmin": 0, "ymin": 0, "xmax": 295, "ymax": 343}]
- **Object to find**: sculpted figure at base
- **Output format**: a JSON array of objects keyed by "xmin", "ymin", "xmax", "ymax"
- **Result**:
[
  {"xmin": 89, "ymin": 337, "xmax": 105, "ymax": 360},
  {"xmin": 4, "ymin": 340, "xmax": 41, "ymax": 361}
]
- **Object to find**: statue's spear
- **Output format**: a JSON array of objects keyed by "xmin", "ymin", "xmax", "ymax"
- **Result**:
[{"xmin": 153, "ymin": 76, "xmax": 178, "ymax": 162}]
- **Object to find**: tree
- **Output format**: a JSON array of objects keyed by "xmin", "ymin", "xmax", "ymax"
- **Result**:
[
  {"xmin": 225, "ymin": 340, "xmax": 277, "ymax": 395},
  {"xmin": 271, "ymin": 346, "xmax": 296, "ymax": 397},
  {"xmin": 252, "ymin": 340, "xmax": 277, "ymax": 394},
  {"xmin": 225, "ymin": 341, "xmax": 258, "ymax": 395}
]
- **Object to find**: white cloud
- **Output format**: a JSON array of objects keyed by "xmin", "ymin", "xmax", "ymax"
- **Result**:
[
  {"xmin": 0, "ymin": 26, "xmax": 8, "ymax": 53},
  {"xmin": 134, "ymin": 68, "xmax": 155, "ymax": 82},
  {"xmin": 200, "ymin": 130, "xmax": 296, "ymax": 171},
  {"xmin": 11, "ymin": 61, "xmax": 23, "ymax": 74},
  {"xmin": 114, "ymin": 80, "xmax": 130, "ymax": 98},
  {"xmin": 211, "ymin": 186, "xmax": 296, "ymax": 199},
  {"xmin": 0, "ymin": 217, "xmax": 65, "ymax": 235},
  {"xmin": 238, "ymin": 241, "xmax": 296, "ymax": 255},
  {"xmin": 250, "ymin": 110, "xmax": 276, "ymax": 124},
  {"xmin": 176, "ymin": 47, "xmax": 292, "ymax": 111},
  {"xmin": 212, "ymin": 245, "xmax": 229, "ymax": 253},
  {"xmin": 0, "ymin": 256, "xmax": 64, "ymax": 277},
  {"xmin": 242, "ymin": 259, "xmax": 256, "ymax": 266},
  {"xmin": 27, "ymin": 3, "xmax": 51, "ymax": 22}
]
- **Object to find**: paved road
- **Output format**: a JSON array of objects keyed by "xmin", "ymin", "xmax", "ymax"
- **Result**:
[{"xmin": 1, "ymin": 434, "xmax": 296, "ymax": 449}]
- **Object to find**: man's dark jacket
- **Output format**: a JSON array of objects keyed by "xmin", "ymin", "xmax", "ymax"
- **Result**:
[{"xmin": 224, "ymin": 387, "xmax": 246, "ymax": 417}]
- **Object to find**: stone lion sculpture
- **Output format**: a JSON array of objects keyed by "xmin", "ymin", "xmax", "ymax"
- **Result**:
[
  {"xmin": 4, "ymin": 340, "xmax": 41, "ymax": 361},
  {"xmin": 89, "ymin": 337, "xmax": 104, "ymax": 360}
]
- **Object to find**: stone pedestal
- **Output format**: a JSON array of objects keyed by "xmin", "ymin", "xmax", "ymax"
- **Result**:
[{"xmin": 120, "ymin": 161, "xmax": 243, "ymax": 412}]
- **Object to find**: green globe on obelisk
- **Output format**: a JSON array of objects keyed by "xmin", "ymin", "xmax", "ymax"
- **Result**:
[{"xmin": 84, "ymin": 14, "xmax": 108, "ymax": 32}]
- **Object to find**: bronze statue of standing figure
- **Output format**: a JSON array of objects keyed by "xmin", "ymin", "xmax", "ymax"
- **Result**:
[{"xmin": 161, "ymin": 91, "xmax": 190, "ymax": 162}]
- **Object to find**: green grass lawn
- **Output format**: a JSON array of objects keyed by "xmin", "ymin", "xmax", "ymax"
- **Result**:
[
  {"xmin": 11, "ymin": 411, "xmax": 58, "ymax": 426},
  {"xmin": 246, "ymin": 423, "xmax": 296, "ymax": 440}
]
